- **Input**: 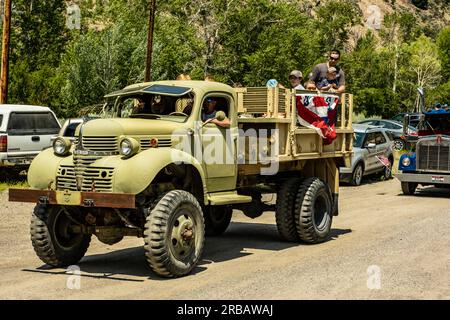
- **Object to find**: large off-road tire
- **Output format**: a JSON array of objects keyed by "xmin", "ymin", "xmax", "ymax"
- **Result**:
[
  {"xmin": 401, "ymin": 182, "xmax": 418, "ymax": 195},
  {"xmin": 275, "ymin": 177, "xmax": 302, "ymax": 242},
  {"xmin": 204, "ymin": 206, "xmax": 232, "ymax": 236},
  {"xmin": 30, "ymin": 205, "xmax": 91, "ymax": 267},
  {"xmin": 144, "ymin": 190, "xmax": 205, "ymax": 278},
  {"xmin": 295, "ymin": 178, "xmax": 333, "ymax": 244},
  {"xmin": 351, "ymin": 162, "xmax": 364, "ymax": 186}
]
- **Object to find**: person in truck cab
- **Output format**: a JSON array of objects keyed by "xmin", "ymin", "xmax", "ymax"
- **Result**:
[{"xmin": 201, "ymin": 97, "xmax": 230, "ymax": 128}]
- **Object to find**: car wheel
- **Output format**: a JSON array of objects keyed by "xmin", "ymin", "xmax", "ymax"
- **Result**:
[
  {"xmin": 382, "ymin": 158, "xmax": 393, "ymax": 180},
  {"xmin": 393, "ymin": 139, "xmax": 405, "ymax": 151},
  {"xmin": 351, "ymin": 163, "xmax": 364, "ymax": 186}
]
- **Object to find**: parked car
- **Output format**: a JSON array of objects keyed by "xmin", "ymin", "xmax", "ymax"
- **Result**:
[
  {"xmin": 58, "ymin": 118, "xmax": 84, "ymax": 139},
  {"xmin": 356, "ymin": 119, "xmax": 417, "ymax": 151},
  {"xmin": 391, "ymin": 113, "xmax": 421, "ymax": 128},
  {"xmin": 0, "ymin": 105, "xmax": 61, "ymax": 172},
  {"xmin": 340, "ymin": 124, "xmax": 394, "ymax": 186}
]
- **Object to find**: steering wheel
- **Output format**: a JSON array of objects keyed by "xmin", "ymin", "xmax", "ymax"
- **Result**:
[{"xmin": 169, "ymin": 111, "xmax": 188, "ymax": 117}]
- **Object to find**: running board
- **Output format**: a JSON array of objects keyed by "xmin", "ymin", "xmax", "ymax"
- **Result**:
[{"xmin": 207, "ymin": 191, "xmax": 252, "ymax": 205}]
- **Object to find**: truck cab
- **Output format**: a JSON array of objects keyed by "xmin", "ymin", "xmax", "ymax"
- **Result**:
[{"xmin": 396, "ymin": 110, "xmax": 450, "ymax": 194}]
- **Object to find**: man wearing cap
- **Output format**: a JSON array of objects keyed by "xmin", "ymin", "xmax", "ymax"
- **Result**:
[
  {"xmin": 289, "ymin": 70, "xmax": 305, "ymax": 90},
  {"xmin": 307, "ymin": 49, "xmax": 346, "ymax": 93},
  {"xmin": 201, "ymin": 97, "xmax": 230, "ymax": 128}
]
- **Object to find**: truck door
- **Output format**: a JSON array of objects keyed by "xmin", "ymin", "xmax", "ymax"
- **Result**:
[{"xmin": 200, "ymin": 94, "xmax": 237, "ymax": 192}]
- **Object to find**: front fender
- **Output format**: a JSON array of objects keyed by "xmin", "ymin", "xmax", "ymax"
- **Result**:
[
  {"xmin": 28, "ymin": 148, "xmax": 65, "ymax": 189},
  {"xmin": 95, "ymin": 148, "xmax": 207, "ymax": 197}
]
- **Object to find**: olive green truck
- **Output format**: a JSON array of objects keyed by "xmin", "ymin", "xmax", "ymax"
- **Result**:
[{"xmin": 9, "ymin": 81, "xmax": 353, "ymax": 277}]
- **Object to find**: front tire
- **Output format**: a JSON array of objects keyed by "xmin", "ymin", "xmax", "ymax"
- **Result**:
[
  {"xmin": 401, "ymin": 182, "xmax": 418, "ymax": 195},
  {"xmin": 295, "ymin": 178, "xmax": 333, "ymax": 244},
  {"xmin": 351, "ymin": 163, "xmax": 364, "ymax": 186},
  {"xmin": 30, "ymin": 205, "xmax": 91, "ymax": 267},
  {"xmin": 144, "ymin": 190, "xmax": 205, "ymax": 278}
]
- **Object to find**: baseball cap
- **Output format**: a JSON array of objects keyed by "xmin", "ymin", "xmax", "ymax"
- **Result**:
[
  {"xmin": 328, "ymin": 67, "xmax": 337, "ymax": 73},
  {"xmin": 289, "ymin": 70, "xmax": 303, "ymax": 78}
]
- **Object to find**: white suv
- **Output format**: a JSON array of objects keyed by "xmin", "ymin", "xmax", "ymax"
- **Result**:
[{"xmin": 0, "ymin": 105, "xmax": 61, "ymax": 170}]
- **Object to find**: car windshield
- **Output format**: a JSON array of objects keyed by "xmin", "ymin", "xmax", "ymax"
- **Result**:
[
  {"xmin": 115, "ymin": 93, "xmax": 194, "ymax": 122},
  {"xmin": 353, "ymin": 132, "xmax": 365, "ymax": 148}
]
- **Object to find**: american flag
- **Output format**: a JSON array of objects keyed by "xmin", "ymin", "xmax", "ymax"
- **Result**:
[
  {"xmin": 296, "ymin": 94, "xmax": 339, "ymax": 145},
  {"xmin": 376, "ymin": 155, "xmax": 391, "ymax": 168}
]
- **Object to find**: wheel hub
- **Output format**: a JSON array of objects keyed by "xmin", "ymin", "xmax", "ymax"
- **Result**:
[{"xmin": 171, "ymin": 214, "xmax": 195, "ymax": 258}]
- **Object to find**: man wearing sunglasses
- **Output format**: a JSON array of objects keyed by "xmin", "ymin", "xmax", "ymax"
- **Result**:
[{"xmin": 307, "ymin": 49, "xmax": 346, "ymax": 93}]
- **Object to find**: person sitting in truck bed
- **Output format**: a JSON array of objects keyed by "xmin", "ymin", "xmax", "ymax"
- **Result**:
[
  {"xmin": 201, "ymin": 97, "xmax": 230, "ymax": 128},
  {"xmin": 316, "ymin": 67, "xmax": 340, "ymax": 92}
]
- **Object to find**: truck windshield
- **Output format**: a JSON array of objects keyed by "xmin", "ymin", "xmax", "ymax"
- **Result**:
[
  {"xmin": 115, "ymin": 93, "xmax": 194, "ymax": 122},
  {"xmin": 420, "ymin": 114, "xmax": 450, "ymax": 135},
  {"xmin": 7, "ymin": 112, "xmax": 60, "ymax": 135}
]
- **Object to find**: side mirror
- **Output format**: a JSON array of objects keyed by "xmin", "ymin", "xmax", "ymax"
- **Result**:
[
  {"xmin": 366, "ymin": 143, "xmax": 376, "ymax": 149},
  {"xmin": 202, "ymin": 111, "xmax": 227, "ymax": 127},
  {"xmin": 215, "ymin": 111, "xmax": 226, "ymax": 121}
]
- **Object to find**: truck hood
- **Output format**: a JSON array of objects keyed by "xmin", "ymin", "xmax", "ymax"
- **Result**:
[{"xmin": 75, "ymin": 118, "xmax": 187, "ymax": 137}]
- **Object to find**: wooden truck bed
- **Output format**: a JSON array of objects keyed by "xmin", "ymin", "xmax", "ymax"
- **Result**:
[{"xmin": 235, "ymin": 87, "xmax": 353, "ymax": 170}]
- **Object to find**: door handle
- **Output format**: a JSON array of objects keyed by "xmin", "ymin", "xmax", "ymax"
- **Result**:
[{"xmin": 31, "ymin": 136, "xmax": 40, "ymax": 142}]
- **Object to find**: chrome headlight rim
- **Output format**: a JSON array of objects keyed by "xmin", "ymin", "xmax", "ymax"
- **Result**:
[
  {"xmin": 53, "ymin": 137, "xmax": 71, "ymax": 156},
  {"xmin": 119, "ymin": 137, "xmax": 140, "ymax": 158},
  {"xmin": 402, "ymin": 156, "xmax": 411, "ymax": 167}
]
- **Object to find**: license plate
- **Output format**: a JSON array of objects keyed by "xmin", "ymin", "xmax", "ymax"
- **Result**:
[
  {"xmin": 56, "ymin": 190, "xmax": 81, "ymax": 205},
  {"xmin": 431, "ymin": 176, "xmax": 444, "ymax": 183}
]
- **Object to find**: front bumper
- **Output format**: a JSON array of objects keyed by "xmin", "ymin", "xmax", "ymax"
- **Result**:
[
  {"xmin": 9, "ymin": 188, "xmax": 136, "ymax": 209},
  {"xmin": 395, "ymin": 172, "xmax": 450, "ymax": 185},
  {"xmin": 0, "ymin": 154, "xmax": 37, "ymax": 167}
]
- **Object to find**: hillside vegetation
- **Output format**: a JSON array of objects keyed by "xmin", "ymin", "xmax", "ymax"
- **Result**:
[{"xmin": 2, "ymin": 0, "xmax": 450, "ymax": 118}]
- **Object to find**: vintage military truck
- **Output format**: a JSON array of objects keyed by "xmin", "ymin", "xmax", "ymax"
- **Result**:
[{"xmin": 9, "ymin": 81, "xmax": 353, "ymax": 277}]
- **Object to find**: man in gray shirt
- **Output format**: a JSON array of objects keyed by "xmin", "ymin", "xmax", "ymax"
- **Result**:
[{"xmin": 307, "ymin": 49, "xmax": 346, "ymax": 93}]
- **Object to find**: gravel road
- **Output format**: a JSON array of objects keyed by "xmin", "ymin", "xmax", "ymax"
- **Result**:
[{"xmin": 0, "ymin": 179, "xmax": 449, "ymax": 299}]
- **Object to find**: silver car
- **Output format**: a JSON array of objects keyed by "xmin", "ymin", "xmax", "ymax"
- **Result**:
[{"xmin": 340, "ymin": 124, "xmax": 394, "ymax": 186}]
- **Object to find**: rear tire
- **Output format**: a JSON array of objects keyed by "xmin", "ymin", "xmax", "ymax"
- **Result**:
[
  {"xmin": 401, "ymin": 182, "xmax": 417, "ymax": 195},
  {"xmin": 295, "ymin": 178, "xmax": 333, "ymax": 244},
  {"xmin": 30, "ymin": 205, "xmax": 91, "ymax": 267},
  {"xmin": 393, "ymin": 139, "xmax": 405, "ymax": 151},
  {"xmin": 275, "ymin": 178, "xmax": 302, "ymax": 242},
  {"xmin": 204, "ymin": 206, "xmax": 232, "ymax": 236},
  {"xmin": 144, "ymin": 190, "xmax": 205, "ymax": 278},
  {"xmin": 382, "ymin": 158, "xmax": 393, "ymax": 180}
]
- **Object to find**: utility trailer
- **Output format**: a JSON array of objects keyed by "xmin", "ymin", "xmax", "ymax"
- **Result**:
[{"xmin": 9, "ymin": 81, "xmax": 353, "ymax": 277}]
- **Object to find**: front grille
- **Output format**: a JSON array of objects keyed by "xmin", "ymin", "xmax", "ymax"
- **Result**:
[
  {"xmin": 57, "ymin": 165, "xmax": 114, "ymax": 192},
  {"xmin": 417, "ymin": 139, "xmax": 450, "ymax": 171},
  {"xmin": 81, "ymin": 136, "xmax": 118, "ymax": 152}
]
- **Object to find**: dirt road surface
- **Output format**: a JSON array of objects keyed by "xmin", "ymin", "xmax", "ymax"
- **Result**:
[{"xmin": 0, "ymin": 179, "xmax": 449, "ymax": 299}]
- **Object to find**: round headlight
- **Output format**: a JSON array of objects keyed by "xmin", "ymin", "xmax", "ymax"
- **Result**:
[
  {"xmin": 120, "ymin": 137, "xmax": 140, "ymax": 157},
  {"xmin": 402, "ymin": 157, "xmax": 411, "ymax": 167},
  {"xmin": 53, "ymin": 137, "xmax": 70, "ymax": 156}
]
